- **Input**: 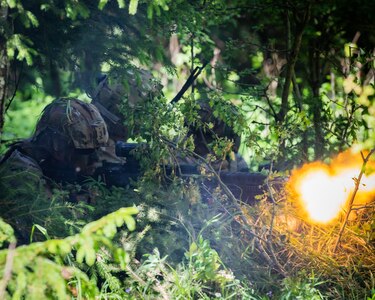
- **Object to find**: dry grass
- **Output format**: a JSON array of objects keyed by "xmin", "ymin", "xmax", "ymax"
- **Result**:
[{"xmin": 235, "ymin": 178, "xmax": 375, "ymax": 298}]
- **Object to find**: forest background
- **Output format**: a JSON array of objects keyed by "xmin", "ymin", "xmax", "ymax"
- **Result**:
[{"xmin": 0, "ymin": 0, "xmax": 375, "ymax": 299}]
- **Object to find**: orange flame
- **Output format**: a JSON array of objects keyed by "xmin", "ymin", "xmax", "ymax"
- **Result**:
[{"xmin": 288, "ymin": 148, "xmax": 375, "ymax": 224}]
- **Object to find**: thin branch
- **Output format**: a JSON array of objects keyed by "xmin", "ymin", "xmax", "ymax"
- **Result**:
[
  {"xmin": 5, "ymin": 62, "xmax": 23, "ymax": 114},
  {"xmin": 161, "ymin": 137, "xmax": 287, "ymax": 275},
  {"xmin": 0, "ymin": 242, "xmax": 17, "ymax": 299},
  {"xmin": 279, "ymin": 4, "xmax": 311, "ymax": 123},
  {"xmin": 253, "ymin": 104, "xmax": 271, "ymax": 115},
  {"xmin": 251, "ymin": 120, "xmax": 271, "ymax": 126},
  {"xmin": 264, "ymin": 93, "xmax": 278, "ymax": 120},
  {"xmin": 351, "ymin": 203, "xmax": 375, "ymax": 210},
  {"xmin": 206, "ymin": 84, "xmax": 266, "ymax": 97},
  {"xmin": 265, "ymin": 161, "xmax": 287, "ymax": 275},
  {"xmin": 161, "ymin": 136, "xmax": 266, "ymax": 242},
  {"xmin": 334, "ymin": 148, "xmax": 375, "ymax": 252},
  {"xmin": 190, "ymin": 33, "xmax": 195, "ymax": 94}
]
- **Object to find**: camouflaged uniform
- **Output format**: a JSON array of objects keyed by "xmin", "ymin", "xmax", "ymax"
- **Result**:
[
  {"xmin": 0, "ymin": 147, "xmax": 51, "ymax": 243},
  {"xmin": 188, "ymin": 101, "xmax": 248, "ymax": 172},
  {"xmin": 0, "ymin": 98, "xmax": 109, "ymax": 243}
]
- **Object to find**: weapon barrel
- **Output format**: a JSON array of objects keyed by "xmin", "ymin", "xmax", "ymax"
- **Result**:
[
  {"xmin": 218, "ymin": 172, "xmax": 267, "ymax": 204},
  {"xmin": 103, "ymin": 142, "xmax": 282, "ymax": 204}
]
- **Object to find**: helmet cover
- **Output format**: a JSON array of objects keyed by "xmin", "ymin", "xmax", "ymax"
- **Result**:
[
  {"xmin": 93, "ymin": 69, "xmax": 162, "ymax": 110},
  {"xmin": 35, "ymin": 98, "xmax": 109, "ymax": 149}
]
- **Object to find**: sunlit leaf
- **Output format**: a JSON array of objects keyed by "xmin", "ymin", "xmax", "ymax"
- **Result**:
[
  {"xmin": 98, "ymin": 0, "xmax": 108, "ymax": 10},
  {"xmin": 76, "ymin": 246, "xmax": 85, "ymax": 263},
  {"xmin": 117, "ymin": 0, "xmax": 125, "ymax": 8},
  {"xmin": 58, "ymin": 241, "xmax": 72, "ymax": 256},
  {"xmin": 147, "ymin": 4, "xmax": 153, "ymax": 19},
  {"xmin": 129, "ymin": 0, "xmax": 138, "ymax": 15},
  {"xmin": 103, "ymin": 222, "xmax": 117, "ymax": 238},
  {"xmin": 123, "ymin": 215, "xmax": 136, "ymax": 231},
  {"xmin": 6, "ymin": 0, "xmax": 16, "ymax": 9},
  {"xmin": 26, "ymin": 11, "xmax": 39, "ymax": 27},
  {"xmin": 85, "ymin": 248, "xmax": 96, "ymax": 266}
]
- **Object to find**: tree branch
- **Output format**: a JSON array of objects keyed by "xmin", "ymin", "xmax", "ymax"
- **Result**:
[
  {"xmin": 278, "ymin": 4, "xmax": 311, "ymax": 123},
  {"xmin": 0, "ymin": 242, "xmax": 16, "ymax": 298},
  {"xmin": 334, "ymin": 148, "xmax": 375, "ymax": 252}
]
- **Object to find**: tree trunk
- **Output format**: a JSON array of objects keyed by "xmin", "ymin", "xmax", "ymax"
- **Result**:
[
  {"xmin": 309, "ymin": 44, "xmax": 324, "ymax": 159},
  {"xmin": 286, "ymin": 8, "xmax": 308, "ymax": 163},
  {"xmin": 277, "ymin": 5, "xmax": 310, "ymax": 164},
  {"xmin": 292, "ymin": 74, "xmax": 309, "ymax": 161},
  {"xmin": 278, "ymin": 5, "xmax": 311, "ymax": 124},
  {"xmin": 0, "ymin": 4, "xmax": 9, "ymax": 141},
  {"xmin": 50, "ymin": 61, "xmax": 61, "ymax": 97}
]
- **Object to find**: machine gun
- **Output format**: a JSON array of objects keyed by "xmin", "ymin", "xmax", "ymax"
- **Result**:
[{"xmin": 95, "ymin": 142, "xmax": 281, "ymax": 204}]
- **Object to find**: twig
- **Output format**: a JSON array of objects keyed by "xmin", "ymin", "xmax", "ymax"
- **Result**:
[
  {"xmin": 161, "ymin": 137, "xmax": 266, "ymax": 241},
  {"xmin": 278, "ymin": 3, "xmax": 310, "ymax": 123},
  {"xmin": 351, "ymin": 203, "xmax": 375, "ymax": 210},
  {"xmin": 125, "ymin": 265, "xmax": 170, "ymax": 299},
  {"xmin": 265, "ymin": 161, "xmax": 287, "ymax": 275},
  {"xmin": 334, "ymin": 148, "xmax": 375, "ymax": 252},
  {"xmin": 5, "ymin": 62, "xmax": 23, "ymax": 113},
  {"xmin": 161, "ymin": 137, "xmax": 287, "ymax": 275},
  {"xmin": 264, "ymin": 91, "xmax": 278, "ymax": 120},
  {"xmin": 0, "ymin": 242, "xmax": 17, "ymax": 298}
]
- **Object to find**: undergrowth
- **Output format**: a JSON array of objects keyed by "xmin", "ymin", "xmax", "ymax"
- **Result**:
[{"xmin": 0, "ymin": 171, "xmax": 374, "ymax": 299}]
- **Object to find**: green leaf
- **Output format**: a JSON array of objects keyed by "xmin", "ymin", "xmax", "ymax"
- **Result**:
[
  {"xmin": 32, "ymin": 224, "xmax": 50, "ymax": 240},
  {"xmin": 6, "ymin": 34, "xmax": 36, "ymax": 65},
  {"xmin": 121, "ymin": 206, "xmax": 139, "ymax": 215},
  {"xmin": 76, "ymin": 246, "xmax": 85, "ymax": 263},
  {"xmin": 123, "ymin": 215, "xmax": 136, "ymax": 231},
  {"xmin": 6, "ymin": 0, "xmax": 16, "ymax": 9},
  {"xmin": 114, "ymin": 215, "xmax": 125, "ymax": 227},
  {"xmin": 40, "ymin": 4, "xmax": 50, "ymax": 11},
  {"xmin": 26, "ymin": 11, "xmax": 39, "ymax": 27},
  {"xmin": 13, "ymin": 271, "xmax": 27, "ymax": 298},
  {"xmin": 147, "ymin": 4, "xmax": 153, "ymax": 19},
  {"xmin": 85, "ymin": 248, "xmax": 96, "ymax": 266},
  {"xmin": 47, "ymin": 241, "xmax": 58, "ymax": 253},
  {"xmin": 189, "ymin": 242, "xmax": 198, "ymax": 254},
  {"xmin": 117, "ymin": 0, "xmax": 125, "ymax": 8},
  {"xmin": 98, "ymin": 0, "xmax": 108, "ymax": 10},
  {"xmin": 103, "ymin": 222, "xmax": 117, "ymax": 238},
  {"xmin": 129, "ymin": 0, "xmax": 138, "ymax": 15},
  {"xmin": 58, "ymin": 241, "xmax": 72, "ymax": 256},
  {"xmin": 114, "ymin": 248, "xmax": 129, "ymax": 269},
  {"xmin": 7, "ymin": 46, "xmax": 15, "ymax": 59},
  {"xmin": 0, "ymin": 218, "xmax": 15, "ymax": 247}
]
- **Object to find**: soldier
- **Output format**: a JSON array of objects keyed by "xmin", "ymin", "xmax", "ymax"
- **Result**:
[
  {"xmin": 91, "ymin": 70, "xmax": 162, "ymax": 164},
  {"xmin": 187, "ymin": 100, "xmax": 248, "ymax": 172},
  {"xmin": 0, "ymin": 98, "xmax": 109, "ymax": 243},
  {"xmin": 91, "ymin": 70, "xmax": 248, "ymax": 173}
]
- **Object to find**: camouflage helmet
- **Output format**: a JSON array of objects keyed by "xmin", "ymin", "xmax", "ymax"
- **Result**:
[
  {"xmin": 93, "ymin": 69, "xmax": 162, "ymax": 109},
  {"xmin": 34, "ymin": 98, "xmax": 109, "ymax": 150},
  {"xmin": 91, "ymin": 69, "xmax": 162, "ymax": 140}
]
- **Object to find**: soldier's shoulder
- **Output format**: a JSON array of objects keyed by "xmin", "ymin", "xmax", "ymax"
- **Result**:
[{"xmin": 0, "ymin": 149, "xmax": 43, "ymax": 176}]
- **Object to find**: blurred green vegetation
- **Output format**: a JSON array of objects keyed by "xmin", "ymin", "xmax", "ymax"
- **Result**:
[
  {"xmin": 3, "ymin": 95, "xmax": 50, "ymax": 141},
  {"xmin": 0, "ymin": 0, "xmax": 374, "ymax": 299}
]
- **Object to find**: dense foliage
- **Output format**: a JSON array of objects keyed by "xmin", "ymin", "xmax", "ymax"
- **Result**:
[{"xmin": 0, "ymin": 0, "xmax": 374, "ymax": 299}]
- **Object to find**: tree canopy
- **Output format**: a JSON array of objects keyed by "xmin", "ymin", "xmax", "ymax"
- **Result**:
[{"xmin": 1, "ymin": 0, "xmax": 374, "ymax": 166}]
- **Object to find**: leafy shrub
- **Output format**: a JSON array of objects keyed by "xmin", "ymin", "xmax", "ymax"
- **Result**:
[
  {"xmin": 280, "ymin": 273, "xmax": 325, "ymax": 300},
  {"xmin": 123, "ymin": 236, "xmax": 262, "ymax": 299},
  {"xmin": 0, "ymin": 207, "xmax": 138, "ymax": 299}
]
